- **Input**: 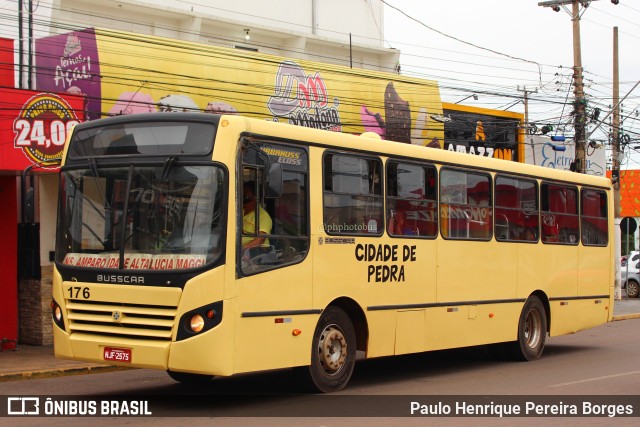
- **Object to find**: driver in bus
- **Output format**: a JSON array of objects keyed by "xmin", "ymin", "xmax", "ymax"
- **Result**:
[{"xmin": 242, "ymin": 181, "xmax": 272, "ymax": 250}]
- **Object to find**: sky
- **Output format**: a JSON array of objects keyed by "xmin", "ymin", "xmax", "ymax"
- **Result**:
[{"xmin": 382, "ymin": 0, "xmax": 640, "ymax": 168}]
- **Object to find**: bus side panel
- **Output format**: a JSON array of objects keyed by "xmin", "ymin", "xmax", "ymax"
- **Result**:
[
  {"xmin": 437, "ymin": 240, "xmax": 517, "ymax": 303},
  {"xmin": 547, "ymin": 243, "xmax": 610, "ymax": 336},
  {"xmin": 395, "ymin": 309, "xmax": 425, "ymax": 354},
  {"xmin": 424, "ymin": 303, "xmax": 522, "ymax": 351},
  {"xmin": 313, "ymin": 235, "xmax": 438, "ymax": 358},
  {"xmin": 578, "ymin": 245, "xmax": 612, "ymax": 298},
  {"xmin": 365, "ymin": 310, "xmax": 397, "ymax": 357},
  {"xmin": 518, "ymin": 244, "xmax": 577, "ymax": 299},
  {"xmin": 549, "ymin": 299, "xmax": 609, "ymax": 336},
  {"xmin": 234, "ymin": 262, "xmax": 315, "ymax": 374},
  {"xmin": 434, "ymin": 239, "xmax": 518, "ymax": 348},
  {"xmin": 427, "ymin": 239, "xmax": 521, "ymax": 349}
]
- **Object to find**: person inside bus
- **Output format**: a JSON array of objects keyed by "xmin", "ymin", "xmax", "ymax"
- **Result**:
[
  {"xmin": 242, "ymin": 181, "xmax": 273, "ymax": 251},
  {"xmin": 393, "ymin": 210, "xmax": 416, "ymax": 236}
]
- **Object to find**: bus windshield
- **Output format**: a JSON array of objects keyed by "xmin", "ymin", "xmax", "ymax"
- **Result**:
[{"xmin": 56, "ymin": 164, "xmax": 225, "ymax": 271}]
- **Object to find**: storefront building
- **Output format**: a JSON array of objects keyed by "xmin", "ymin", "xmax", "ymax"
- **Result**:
[{"xmin": 0, "ymin": 38, "xmax": 84, "ymax": 348}]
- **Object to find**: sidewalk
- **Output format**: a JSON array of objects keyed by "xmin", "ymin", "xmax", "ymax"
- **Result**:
[{"xmin": 1, "ymin": 298, "xmax": 639, "ymax": 383}]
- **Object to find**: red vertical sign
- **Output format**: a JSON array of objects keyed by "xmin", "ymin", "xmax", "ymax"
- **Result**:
[{"xmin": 0, "ymin": 37, "xmax": 14, "ymax": 88}]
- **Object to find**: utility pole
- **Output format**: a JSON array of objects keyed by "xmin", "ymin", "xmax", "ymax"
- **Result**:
[
  {"xmin": 538, "ymin": 0, "xmax": 619, "ymax": 173},
  {"xmin": 518, "ymin": 86, "xmax": 538, "ymax": 164},
  {"xmin": 518, "ymin": 86, "xmax": 538, "ymax": 132},
  {"xmin": 612, "ymin": 26, "xmax": 620, "ymax": 207},
  {"xmin": 571, "ymin": 0, "xmax": 586, "ymax": 173},
  {"xmin": 612, "ymin": 26, "xmax": 621, "ymax": 299}
]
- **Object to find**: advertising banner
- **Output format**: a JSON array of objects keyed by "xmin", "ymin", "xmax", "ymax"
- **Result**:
[
  {"xmin": 524, "ymin": 135, "xmax": 606, "ymax": 177},
  {"xmin": 0, "ymin": 88, "xmax": 85, "ymax": 171},
  {"xmin": 34, "ymin": 29, "xmax": 100, "ymax": 120},
  {"xmin": 442, "ymin": 104, "xmax": 524, "ymax": 162},
  {"xmin": 35, "ymin": 28, "xmax": 444, "ymax": 146}
]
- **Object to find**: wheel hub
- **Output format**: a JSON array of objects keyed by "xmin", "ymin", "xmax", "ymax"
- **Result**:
[{"xmin": 318, "ymin": 325, "xmax": 347, "ymax": 374}]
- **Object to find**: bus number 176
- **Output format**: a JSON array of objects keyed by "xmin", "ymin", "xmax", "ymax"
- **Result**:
[{"xmin": 67, "ymin": 286, "xmax": 91, "ymax": 299}]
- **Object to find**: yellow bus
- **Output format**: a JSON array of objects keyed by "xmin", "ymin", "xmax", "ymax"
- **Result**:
[{"xmin": 52, "ymin": 113, "xmax": 613, "ymax": 392}]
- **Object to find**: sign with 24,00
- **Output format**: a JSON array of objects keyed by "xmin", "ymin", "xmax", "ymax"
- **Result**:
[{"xmin": 13, "ymin": 93, "xmax": 80, "ymax": 169}]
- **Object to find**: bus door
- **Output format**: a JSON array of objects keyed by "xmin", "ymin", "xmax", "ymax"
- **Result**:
[{"xmin": 234, "ymin": 139, "xmax": 312, "ymax": 373}]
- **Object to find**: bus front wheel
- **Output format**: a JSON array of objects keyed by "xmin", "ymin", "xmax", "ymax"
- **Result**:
[{"xmin": 300, "ymin": 306, "xmax": 356, "ymax": 393}]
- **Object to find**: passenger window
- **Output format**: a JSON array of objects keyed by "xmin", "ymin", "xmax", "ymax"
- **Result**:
[
  {"xmin": 495, "ymin": 176, "xmax": 539, "ymax": 242},
  {"xmin": 541, "ymin": 183, "xmax": 578, "ymax": 245},
  {"xmin": 440, "ymin": 169, "xmax": 492, "ymax": 240},
  {"xmin": 581, "ymin": 188, "xmax": 608, "ymax": 246},
  {"xmin": 323, "ymin": 153, "xmax": 383, "ymax": 235},
  {"xmin": 240, "ymin": 141, "xmax": 309, "ymax": 275},
  {"xmin": 386, "ymin": 161, "xmax": 437, "ymax": 238}
]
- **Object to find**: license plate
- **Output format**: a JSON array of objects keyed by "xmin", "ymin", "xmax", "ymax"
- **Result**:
[{"xmin": 103, "ymin": 347, "xmax": 132, "ymax": 363}]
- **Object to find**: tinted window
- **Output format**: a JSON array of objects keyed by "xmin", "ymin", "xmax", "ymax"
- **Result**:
[
  {"xmin": 386, "ymin": 161, "xmax": 437, "ymax": 238},
  {"xmin": 581, "ymin": 188, "xmax": 608, "ymax": 246},
  {"xmin": 440, "ymin": 169, "xmax": 492, "ymax": 240},
  {"xmin": 495, "ymin": 176, "xmax": 539, "ymax": 242},
  {"xmin": 323, "ymin": 153, "xmax": 383, "ymax": 235},
  {"xmin": 541, "ymin": 183, "xmax": 578, "ymax": 245}
]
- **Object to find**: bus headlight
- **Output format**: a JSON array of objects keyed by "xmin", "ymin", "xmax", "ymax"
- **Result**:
[
  {"xmin": 51, "ymin": 299, "xmax": 66, "ymax": 331},
  {"xmin": 177, "ymin": 301, "xmax": 223, "ymax": 341},
  {"xmin": 189, "ymin": 314, "xmax": 205, "ymax": 332}
]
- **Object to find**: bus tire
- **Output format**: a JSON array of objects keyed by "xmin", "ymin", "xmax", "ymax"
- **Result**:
[
  {"xmin": 512, "ymin": 295, "xmax": 547, "ymax": 361},
  {"xmin": 167, "ymin": 370, "xmax": 213, "ymax": 384},
  {"xmin": 300, "ymin": 306, "xmax": 356, "ymax": 393}
]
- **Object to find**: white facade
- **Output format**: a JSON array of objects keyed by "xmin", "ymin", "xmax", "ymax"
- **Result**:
[{"xmin": 3, "ymin": 0, "xmax": 399, "ymax": 85}]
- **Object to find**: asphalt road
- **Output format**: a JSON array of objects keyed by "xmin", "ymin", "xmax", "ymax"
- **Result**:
[{"xmin": 2, "ymin": 318, "xmax": 640, "ymax": 426}]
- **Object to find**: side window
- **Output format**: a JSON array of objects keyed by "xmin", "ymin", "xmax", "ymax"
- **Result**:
[
  {"xmin": 581, "ymin": 188, "xmax": 608, "ymax": 246},
  {"xmin": 495, "ymin": 176, "xmax": 539, "ymax": 242},
  {"xmin": 541, "ymin": 183, "xmax": 578, "ymax": 245},
  {"xmin": 323, "ymin": 152, "xmax": 383, "ymax": 235},
  {"xmin": 386, "ymin": 161, "xmax": 437, "ymax": 238},
  {"xmin": 240, "ymin": 141, "xmax": 309, "ymax": 275},
  {"xmin": 440, "ymin": 169, "xmax": 492, "ymax": 240}
]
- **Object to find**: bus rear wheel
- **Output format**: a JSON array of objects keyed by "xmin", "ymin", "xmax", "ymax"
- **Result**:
[
  {"xmin": 513, "ymin": 296, "xmax": 547, "ymax": 361},
  {"xmin": 489, "ymin": 296, "xmax": 547, "ymax": 361},
  {"xmin": 167, "ymin": 370, "xmax": 213, "ymax": 384},
  {"xmin": 299, "ymin": 306, "xmax": 356, "ymax": 393}
]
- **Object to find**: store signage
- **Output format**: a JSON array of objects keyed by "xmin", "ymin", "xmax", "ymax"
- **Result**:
[{"xmin": 0, "ymin": 88, "xmax": 84, "ymax": 171}]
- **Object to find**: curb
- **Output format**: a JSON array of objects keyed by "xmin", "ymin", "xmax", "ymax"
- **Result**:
[{"xmin": 0, "ymin": 365, "xmax": 132, "ymax": 382}]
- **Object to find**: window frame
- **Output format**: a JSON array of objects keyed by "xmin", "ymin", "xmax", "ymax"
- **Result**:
[
  {"xmin": 239, "ymin": 139, "xmax": 310, "ymax": 276},
  {"xmin": 385, "ymin": 159, "xmax": 438, "ymax": 239},
  {"xmin": 494, "ymin": 174, "xmax": 539, "ymax": 243},
  {"xmin": 322, "ymin": 150, "xmax": 384, "ymax": 236},
  {"xmin": 439, "ymin": 167, "xmax": 493, "ymax": 241},
  {"xmin": 540, "ymin": 181, "xmax": 579, "ymax": 246},
  {"xmin": 580, "ymin": 187, "xmax": 608, "ymax": 247}
]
